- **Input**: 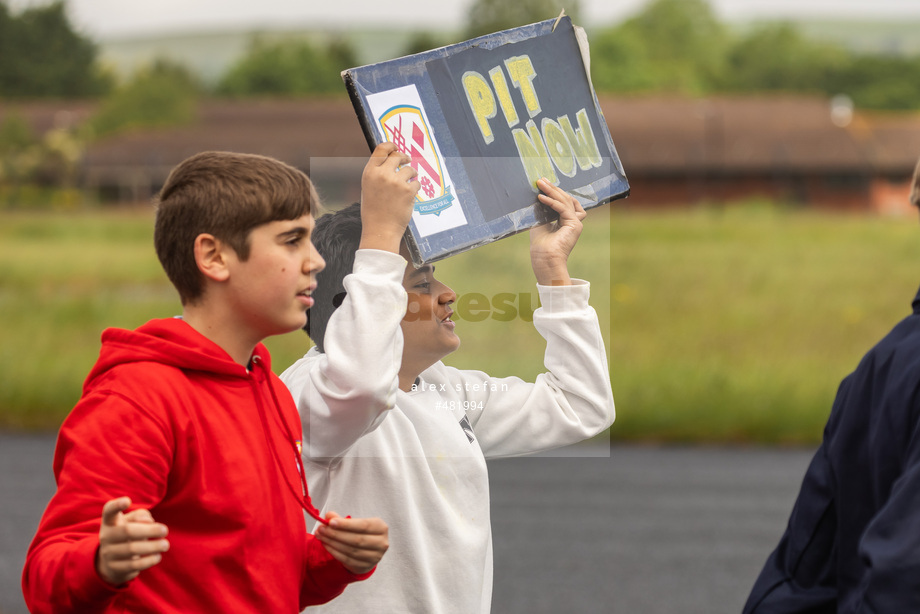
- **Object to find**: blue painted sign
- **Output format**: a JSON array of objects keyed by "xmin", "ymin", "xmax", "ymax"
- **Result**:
[{"xmin": 343, "ymin": 16, "xmax": 629, "ymax": 264}]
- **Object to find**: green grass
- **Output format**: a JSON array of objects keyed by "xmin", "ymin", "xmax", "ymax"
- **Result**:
[
  {"xmin": 0, "ymin": 209, "xmax": 176, "ymax": 427},
  {"xmin": 441, "ymin": 203, "xmax": 920, "ymax": 444},
  {"xmin": 607, "ymin": 204, "xmax": 920, "ymax": 443},
  {"xmin": 2, "ymin": 204, "xmax": 919, "ymax": 444}
]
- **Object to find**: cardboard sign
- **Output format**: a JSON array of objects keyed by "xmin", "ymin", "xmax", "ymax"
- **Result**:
[{"xmin": 343, "ymin": 16, "xmax": 629, "ymax": 264}]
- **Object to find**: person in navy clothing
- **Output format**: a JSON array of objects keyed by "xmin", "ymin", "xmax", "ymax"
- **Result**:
[{"xmin": 744, "ymin": 156, "xmax": 920, "ymax": 613}]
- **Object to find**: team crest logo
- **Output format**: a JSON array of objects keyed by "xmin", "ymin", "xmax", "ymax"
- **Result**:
[{"xmin": 379, "ymin": 105, "xmax": 455, "ymax": 216}]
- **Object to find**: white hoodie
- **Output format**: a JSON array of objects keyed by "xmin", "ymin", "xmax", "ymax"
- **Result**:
[{"xmin": 281, "ymin": 249, "xmax": 615, "ymax": 614}]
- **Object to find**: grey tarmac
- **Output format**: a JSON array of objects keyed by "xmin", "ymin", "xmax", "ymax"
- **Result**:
[{"xmin": 0, "ymin": 433, "xmax": 812, "ymax": 614}]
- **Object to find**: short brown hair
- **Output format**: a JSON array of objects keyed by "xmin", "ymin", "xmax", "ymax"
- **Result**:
[{"xmin": 154, "ymin": 151, "xmax": 318, "ymax": 305}]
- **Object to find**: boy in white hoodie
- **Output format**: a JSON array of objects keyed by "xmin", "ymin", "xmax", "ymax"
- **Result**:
[{"xmin": 281, "ymin": 168, "xmax": 615, "ymax": 613}]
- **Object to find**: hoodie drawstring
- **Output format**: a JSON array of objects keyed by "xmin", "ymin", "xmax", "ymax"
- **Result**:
[{"xmin": 250, "ymin": 356, "xmax": 328, "ymax": 526}]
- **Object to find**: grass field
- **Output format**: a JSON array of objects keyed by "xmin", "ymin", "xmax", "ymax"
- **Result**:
[
  {"xmin": 607, "ymin": 205, "xmax": 920, "ymax": 443},
  {"xmin": 3, "ymin": 203, "xmax": 919, "ymax": 443}
]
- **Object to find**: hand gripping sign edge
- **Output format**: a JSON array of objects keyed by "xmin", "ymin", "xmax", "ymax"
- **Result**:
[{"xmin": 379, "ymin": 104, "xmax": 456, "ymax": 217}]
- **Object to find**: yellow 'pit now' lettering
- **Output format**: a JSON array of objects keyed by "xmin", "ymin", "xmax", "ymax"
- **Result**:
[
  {"xmin": 462, "ymin": 70, "xmax": 497, "ymax": 145},
  {"xmin": 512, "ymin": 119, "xmax": 558, "ymax": 189},
  {"xmin": 542, "ymin": 118, "xmax": 576, "ymax": 178},
  {"xmin": 489, "ymin": 66, "xmax": 519, "ymax": 128},
  {"xmin": 559, "ymin": 109, "xmax": 602, "ymax": 170},
  {"xmin": 504, "ymin": 55, "xmax": 541, "ymax": 119}
]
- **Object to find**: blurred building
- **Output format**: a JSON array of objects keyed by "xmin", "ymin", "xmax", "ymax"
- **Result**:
[
  {"xmin": 78, "ymin": 98, "xmax": 369, "ymax": 206},
  {"xmin": 602, "ymin": 96, "xmax": 920, "ymax": 215},
  {"xmin": 5, "ymin": 95, "xmax": 920, "ymax": 213}
]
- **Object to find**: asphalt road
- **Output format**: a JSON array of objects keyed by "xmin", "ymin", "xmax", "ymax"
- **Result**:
[{"xmin": 0, "ymin": 433, "xmax": 813, "ymax": 614}]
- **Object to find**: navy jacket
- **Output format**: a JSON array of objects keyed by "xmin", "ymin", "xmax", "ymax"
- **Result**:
[{"xmin": 744, "ymin": 285, "xmax": 920, "ymax": 613}]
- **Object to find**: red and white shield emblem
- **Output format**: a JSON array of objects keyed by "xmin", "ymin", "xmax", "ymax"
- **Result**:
[{"xmin": 379, "ymin": 105, "xmax": 454, "ymax": 215}]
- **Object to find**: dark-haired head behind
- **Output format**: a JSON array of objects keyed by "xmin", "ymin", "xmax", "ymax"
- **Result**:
[{"xmin": 304, "ymin": 202, "xmax": 363, "ymax": 353}]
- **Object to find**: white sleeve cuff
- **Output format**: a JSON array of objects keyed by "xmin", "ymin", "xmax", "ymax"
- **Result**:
[
  {"xmin": 352, "ymin": 249, "xmax": 407, "ymax": 280},
  {"xmin": 536, "ymin": 279, "xmax": 590, "ymax": 314}
]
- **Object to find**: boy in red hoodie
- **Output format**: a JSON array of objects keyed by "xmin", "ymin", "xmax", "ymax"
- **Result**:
[{"xmin": 22, "ymin": 144, "xmax": 419, "ymax": 613}]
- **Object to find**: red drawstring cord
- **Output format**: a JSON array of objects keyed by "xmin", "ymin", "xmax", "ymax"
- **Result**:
[{"xmin": 251, "ymin": 356, "xmax": 329, "ymax": 526}]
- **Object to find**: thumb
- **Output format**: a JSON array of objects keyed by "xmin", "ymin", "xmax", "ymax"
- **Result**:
[
  {"xmin": 101, "ymin": 497, "xmax": 131, "ymax": 527},
  {"xmin": 124, "ymin": 508, "xmax": 155, "ymax": 523},
  {"xmin": 324, "ymin": 510, "xmax": 341, "ymax": 522}
]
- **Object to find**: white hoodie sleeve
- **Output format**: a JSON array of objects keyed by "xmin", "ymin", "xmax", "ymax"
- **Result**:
[
  {"xmin": 280, "ymin": 249, "xmax": 406, "ymax": 463},
  {"xmin": 433, "ymin": 280, "xmax": 615, "ymax": 459}
]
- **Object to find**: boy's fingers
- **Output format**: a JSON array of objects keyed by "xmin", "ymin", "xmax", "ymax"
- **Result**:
[
  {"xmin": 327, "ymin": 515, "xmax": 387, "ymax": 534},
  {"xmin": 370, "ymin": 142, "xmax": 398, "ymax": 162},
  {"xmin": 535, "ymin": 180, "xmax": 586, "ymax": 232},
  {"xmin": 101, "ymin": 497, "xmax": 132, "ymax": 527},
  {"xmin": 316, "ymin": 515, "xmax": 387, "ymax": 575},
  {"xmin": 382, "ymin": 151, "xmax": 411, "ymax": 173},
  {"xmin": 370, "ymin": 143, "xmax": 411, "ymax": 170},
  {"xmin": 318, "ymin": 543, "xmax": 366, "ymax": 574},
  {"xmin": 317, "ymin": 531, "xmax": 387, "ymax": 565},
  {"xmin": 100, "ymin": 524, "xmax": 167, "ymax": 551},
  {"xmin": 105, "ymin": 552, "xmax": 164, "ymax": 575},
  {"xmin": 103, "ymin": 538, "xmax": 170, "ymax": 560},
  {"xmin": 538, "ymin": 193, "xmax": 578, "ymax": 222},
  {"xmin": 537, "ymin": 182, "xmax": 571, "ymax": 207},
  {"xmin": 123, "ymin": 508, "xmax": 154, "ymax": 523},
  {"xmin": 123, "ymin": 521, "xmax": 169, "ymax": 540},
  {"xmin": 317, "ymin": 524, "xmax": 368, "ymax": 546},
  {"xmin": 319, "ymin": 539, "xmax": 380, "ymax": 566},
  {"xmin": 536, "ymin": 178, "xmax": 582, "ymax": 210},
  {"xmin": 397, "ymin": 164, "xmax": 419, "ymax": 180},
  {"xmin": 537, "ymin": 177, "xmax": 568, "ymax": 199}
]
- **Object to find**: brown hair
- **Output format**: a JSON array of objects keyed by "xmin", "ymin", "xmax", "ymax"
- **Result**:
[{"xmin": 154, "ymin": 151, "xmax": 318, "ymax": 305}]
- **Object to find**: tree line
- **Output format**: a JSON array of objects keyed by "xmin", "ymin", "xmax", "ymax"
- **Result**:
[{"xmin": 3, "ymin": 0, "xmax": 920, "ymax": 139}]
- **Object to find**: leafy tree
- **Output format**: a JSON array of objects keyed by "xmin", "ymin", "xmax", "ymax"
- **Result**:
[
  {"xmin": 403, "ymin": 32, "xmax": 452, "ymax": 57},
  {"xmin": 464, "ymin": 0, "xmax": 579, "ymax": 39},
  {"xmin": 0, "ymin": 3, "xmax": 13, "ymax": 90},
  {"xmin": 0, "ymin": 111, "xmax": 34, "ymax": 153},
  {"xmin": 0, "ymin": 109, "xmax": 83, "ymax": 189},
  {"xmin": 326, "ymin": 39, "xmax": 359, "ymax": 73},
  {"xmin": 216, "ymin": 38, "xmax": 357, "ymax": 97},
  {"xmin": 588, "ymin": 0, "xmax": 920, "ymax": 109},
  {"xmin": 825, "ymin": 54, "xmax": 920, "ymax": 111},
  {"xmin": 89, "ymin": 59, "xmax": 201, "ymax": 138},
  {"xmin": 0, "ymin": 111, "xmax": 36, "ymax": 184},
  {"xmin": 0, "ymin": 0, "xmax": 110, "ymax": 98},
  {"xmin": 590, "ymin": 0, "xmax": 728, "ymax": 94},
  {"xmin": 588, "ymin": 27, "xmax": 662, "ymax": 93},
  {"xmin": 719, "ymin": 23, "xmax": 847, "ymax": 93}
]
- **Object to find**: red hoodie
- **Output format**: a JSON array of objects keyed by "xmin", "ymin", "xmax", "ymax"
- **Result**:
[{"xmin": 23, "ymin": 318, "xmax": 367, "ymax": 613}]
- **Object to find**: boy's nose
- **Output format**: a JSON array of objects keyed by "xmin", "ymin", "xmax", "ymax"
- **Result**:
[
  {"xmin": 306, "ymin": 246, "xmax": 325, "ymax": 274},
  {"xmin": 439, "ymin": 285, "xmax": 456, "ymax": 305}
]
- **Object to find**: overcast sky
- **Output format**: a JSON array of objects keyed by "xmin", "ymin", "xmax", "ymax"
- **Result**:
[{"xmin": 7, "ymin": 0, "xmax": 920, "ymax": 39}]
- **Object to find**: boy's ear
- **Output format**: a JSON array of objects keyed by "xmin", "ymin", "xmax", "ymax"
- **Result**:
[{"xmin": 194, "ymin": 233, "xmax": 231, "ymax": 282}]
